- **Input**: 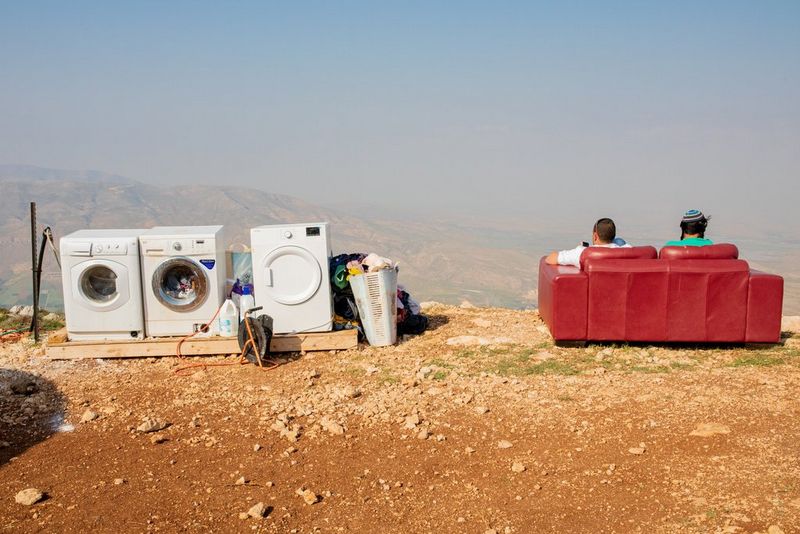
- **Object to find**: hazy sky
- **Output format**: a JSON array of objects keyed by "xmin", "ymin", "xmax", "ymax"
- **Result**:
[{"xmin": 1, "ymin": 2, "xmax": 798, "ymax": 230}]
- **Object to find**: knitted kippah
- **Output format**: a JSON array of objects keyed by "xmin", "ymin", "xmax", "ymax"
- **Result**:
[{"xmin": 682, "ymin": 209, "xmax": 705, "ymax": 223}]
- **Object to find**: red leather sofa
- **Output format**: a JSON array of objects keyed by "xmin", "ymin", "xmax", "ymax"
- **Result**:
[{"xmin": 538, "ymin": 244, "xmax": 784, "ymax": 343}]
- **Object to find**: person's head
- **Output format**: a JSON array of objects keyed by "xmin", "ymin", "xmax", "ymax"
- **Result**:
[
  {"xmin": 592, "ymin": 218, "xmax": 616, "ymax": 245},
  {"xmin": 679, "ymin": 209, "xmax": 709, "ymax": 239}
]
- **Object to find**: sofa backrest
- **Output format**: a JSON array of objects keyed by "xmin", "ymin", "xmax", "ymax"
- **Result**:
[
  {"xmin": 659, "ymin": 243, "xmax": 739, "ymax": 260},
  {"xmin": 579, "ymin": 245, "xmax": 657, "ymax": 270}
]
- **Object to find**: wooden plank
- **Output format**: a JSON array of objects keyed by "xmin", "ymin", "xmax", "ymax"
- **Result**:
[{"xmin": 46, "ymin": 329, "xmax": 358, "ymax": 360}]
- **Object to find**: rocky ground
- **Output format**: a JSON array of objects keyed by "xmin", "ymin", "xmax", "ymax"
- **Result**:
[{"xmin": 1, "ymin": 304, "xmax": 799, "ymax": 533}]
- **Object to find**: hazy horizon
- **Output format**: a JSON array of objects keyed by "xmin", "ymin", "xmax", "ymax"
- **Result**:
[{"xmin": 1, "ymin": 2, "xmax": 798, "ymax": 234}]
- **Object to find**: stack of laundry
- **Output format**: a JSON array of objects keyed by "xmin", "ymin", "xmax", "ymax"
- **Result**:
[{"xmin": 329, "ymin": 252, "xmax": 428, "ymax": 338}]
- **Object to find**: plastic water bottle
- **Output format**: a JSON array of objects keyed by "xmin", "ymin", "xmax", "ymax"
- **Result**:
[
  {"xmin": 219, "ymin": 298, "xmax": 239, "ymax": 337},
  {"xmin": 239, "ymin": 285, "xmax": 255, "ymax": 322}
]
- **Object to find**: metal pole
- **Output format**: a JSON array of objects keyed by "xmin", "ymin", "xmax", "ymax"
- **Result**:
[{"xmin": 30, "ymin": 201, "xmax": 39, "ymax": 342}]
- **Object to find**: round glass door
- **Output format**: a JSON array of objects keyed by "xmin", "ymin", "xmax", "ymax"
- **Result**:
[
  {"xmin": 80, "ymin": 265, "xmax": 118, "ymax": 303},
  {"xmin": 152, "ymin": 258, "xmax": 209, "ymax": 312},
  {"xmin": 262, "ymin": 246, "xmax": 322, "ymax": 305}
]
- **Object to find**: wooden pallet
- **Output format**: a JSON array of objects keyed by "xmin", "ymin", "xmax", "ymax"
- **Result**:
[{"xmin": 45, "ymin": 329, "xmax": 358, "ymax": 360}]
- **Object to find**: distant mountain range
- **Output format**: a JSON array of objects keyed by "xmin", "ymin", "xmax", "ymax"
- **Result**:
[
  {"xmin": 3, "ymin": 164, "xmax": 798, "ymax": 315},
  {"xmin": 0, "ymin": 164, "xmax": 544, "ymax": 312}
]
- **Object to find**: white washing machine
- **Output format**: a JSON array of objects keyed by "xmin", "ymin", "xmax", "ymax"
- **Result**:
[
  {"xmin": 250, "ymin": 222, "xmax": 333, "ymax": 334},
  {"xmin": 140, "ymin": 226, "xmax": 226, "ymax": 337},
  {"xmin": 60, "ymin": 229, "xmax": 146, "ymax": 341}
]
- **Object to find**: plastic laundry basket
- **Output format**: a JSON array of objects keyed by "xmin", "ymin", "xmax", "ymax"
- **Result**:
[{"xmin": 349, "ymin": 267, "xmax": 398, "ymax": 346}]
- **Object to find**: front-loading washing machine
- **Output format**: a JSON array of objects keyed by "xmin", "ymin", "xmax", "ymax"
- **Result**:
[
  {"xmin": 139, "ymin": 226, "xmax": 226, "ymax": 337},
  {"xmin": 60, "ymin": 229, "xmax": 146, "ymax": 340},
  {"xmin": 250, "ymin": 222, "xmax": 333, "ymax": 334}
]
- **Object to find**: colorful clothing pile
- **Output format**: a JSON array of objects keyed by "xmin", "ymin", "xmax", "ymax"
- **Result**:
[{"xmin": 329, "ymin": 252, "xmax": 428, "ymax": 338}]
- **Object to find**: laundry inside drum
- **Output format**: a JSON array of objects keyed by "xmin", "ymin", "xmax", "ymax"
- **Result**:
[
  {"xmin": 82, "ymin": 265, "xmax": 118, "ymax": 302},
  {"xmin": 162, "ymin": 264, "xmax": 199, "ymax": 303}
]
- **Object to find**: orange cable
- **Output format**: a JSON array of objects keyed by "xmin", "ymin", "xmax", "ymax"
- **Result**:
[{"xmin": 173, "ymin": 302, "xmax": 279, "ymax": 375}]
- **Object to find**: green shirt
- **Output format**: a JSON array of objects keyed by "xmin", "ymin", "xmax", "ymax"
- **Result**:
[{"xmin": 664, "ymin": 237, "xmax": 713, "ymax": 247}]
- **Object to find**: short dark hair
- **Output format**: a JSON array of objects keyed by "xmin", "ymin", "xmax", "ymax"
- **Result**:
[
  {"xmin": 594, "ymin": 218, "xmax": 616, "ymax": 243},
  {"xmin": 680, "ymin": 217, "xmax": 708, "ymax": 239}
]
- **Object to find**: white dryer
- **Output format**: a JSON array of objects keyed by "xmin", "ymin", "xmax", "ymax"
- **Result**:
[
  {"xmin": 60, "ymin": 229, "xmax": 146, "ymax": 340},
  {"xmin": 250, "ymin": 222, "xmax": 333, "ymax": 334},
  {"xmin": 140, "ymin": 226, "xmax": 226, "ymax": 337}
]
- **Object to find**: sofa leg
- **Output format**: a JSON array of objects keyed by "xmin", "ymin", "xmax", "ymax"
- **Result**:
[{"xmin": 555, "ymin": 340, "xmax": 588, "ymax": 348}]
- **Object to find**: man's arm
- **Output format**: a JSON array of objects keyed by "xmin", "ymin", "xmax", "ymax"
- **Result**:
[{"xmin": 546, "ymin": 245, "xmax": 584, "ymax": 268}]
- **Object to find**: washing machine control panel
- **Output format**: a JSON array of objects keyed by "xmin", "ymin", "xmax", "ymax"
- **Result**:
[
  {"xmin": 169, "ymin": 239, "xmax": 214, "ymax": 255},
  {"xmin": 91, "ymin": 242, "xmax": 128, "ymax": 256}
]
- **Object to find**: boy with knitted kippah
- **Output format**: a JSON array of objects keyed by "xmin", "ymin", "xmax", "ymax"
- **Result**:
[{"xmin": 665, "ymin": 209, "xmax": 713, "ymax": 247}]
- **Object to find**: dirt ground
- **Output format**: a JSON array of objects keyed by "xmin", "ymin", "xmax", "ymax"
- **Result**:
[{"xmin": 1, "ymin": 303, "xmax": 799, "ymax": 533}]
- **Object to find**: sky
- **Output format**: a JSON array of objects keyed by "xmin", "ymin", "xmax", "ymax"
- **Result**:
[{"xmin": 1, "ymin": 1, "xmax": 798, "ymax": 232}]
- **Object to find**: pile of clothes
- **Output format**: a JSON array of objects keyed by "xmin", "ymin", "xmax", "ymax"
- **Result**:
[{"xmin": 329, "ymin": 252, "xmax": 429, "ymax": 338}]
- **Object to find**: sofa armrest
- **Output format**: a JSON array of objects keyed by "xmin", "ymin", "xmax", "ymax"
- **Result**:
[
  {"xmin": 746, "ymin": 270, "xmax": 784, "ymax": 343},
  {"xmin": 538, "ymin": 257, "xmax": 588, "ymax": 341}
]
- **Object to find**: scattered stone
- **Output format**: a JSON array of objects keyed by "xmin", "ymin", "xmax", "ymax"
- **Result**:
[
  {"xmin": 511, "ymin": 462, "xmax": 526, "ymax": 473},
  {"xmin": 628, "ymin": 446, "xmax": 646, "ymax": 455},
  {"xmin": 238, "ymin": 512, "xmax": 249, "ymax": 520},
  {"xmin": 282, "ymin": 426, "xmax": 301, "ymax": 443},
  {"xmin": 497, "ymin": 440, "xmax": 513, "ymax": 449},
  {"xmin": 150, "ymin": 435, "xmax": 167, "ymax": 444},
  {"xmin": 689, "ymin": 423, "xmax": 731, "ymax": 437},
  {"xmin": 296, "ymin": 488, "xmax": 320, "ymax": 505},
  {"xmin": 474, "ymin": 406, "xmax": 490, "ymax": 415},
  {"xmin": 247, "ymin": 502, "xmax": 268, "ymax": 518},
  {"xmin": 768, "ymin": 526, "xmax": 785, "ymax": 534},
  {"xmin": 342, "ymin": 385, "xmax": 361, "ymax": 399},
  {"xmin": 0, "ymin": 441, "xmax": 10, "ymax": 448},
  {"xmin": 472, "ymin": 318, "xmax": 492, "ymax": 328},
  {"xmin": 10, "ymin": 305, "xmax": 34, "ymax": 317},
  {"xmin": 417, "ymin": 429, "xmax": 430, "ymax": 440},
  {"xmin": 321, "ymin": 418, "xmax": 345, "ymax": 436},
  {"xmin": 15, "ymin": 488, "xmax": 44, "ymax": 506},
  {"xmin": 364, "ymin": 365, "xmax": 380, "ymax": 375},
  {"xmin": 781, "ymin": 316, "xmax": 800, "ymax": 334},
  {"xmin": 306, "ymin": 369, "xmax": 320, "ymax": 379},
  {"xmin": 137, "ymin": 418, "xmax": 169, "ymax": 433},
  {"xmin": 80, "ymin": 410, "xmax": 99, "ymax": 423},
  {"xmin": 535, "ymin": 325, "xmax": 550, "ymax": 335},
  {"xmin": 253, "ymin": 443, "xmax": 262, "ymax": 452},
  {"xmin": 446, "ymin": 336, "xmax": 490, "ymax": 347},
  {"xmin": 465, "ymin": 447, "xmax": 476, "ymax": 454},
  {"xmin": 114, "ymin": 478, "xmax": 125, "ymax": 485},
  {"xmin": 405, "ymin": 414, "xmax": 422, "ymax": 429}
]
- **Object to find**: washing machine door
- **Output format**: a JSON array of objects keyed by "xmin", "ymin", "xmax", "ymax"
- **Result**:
[
  {"xmin": 260, "ymin": 246, "xmax": 322, "ymax": 305},
  {"xmin": 71, "ymin": 259, "xmax": 130, "ymax": 312},
  {"xmin": 151, "ymin": 257, "xmax": 209, "ymax": 312}
]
